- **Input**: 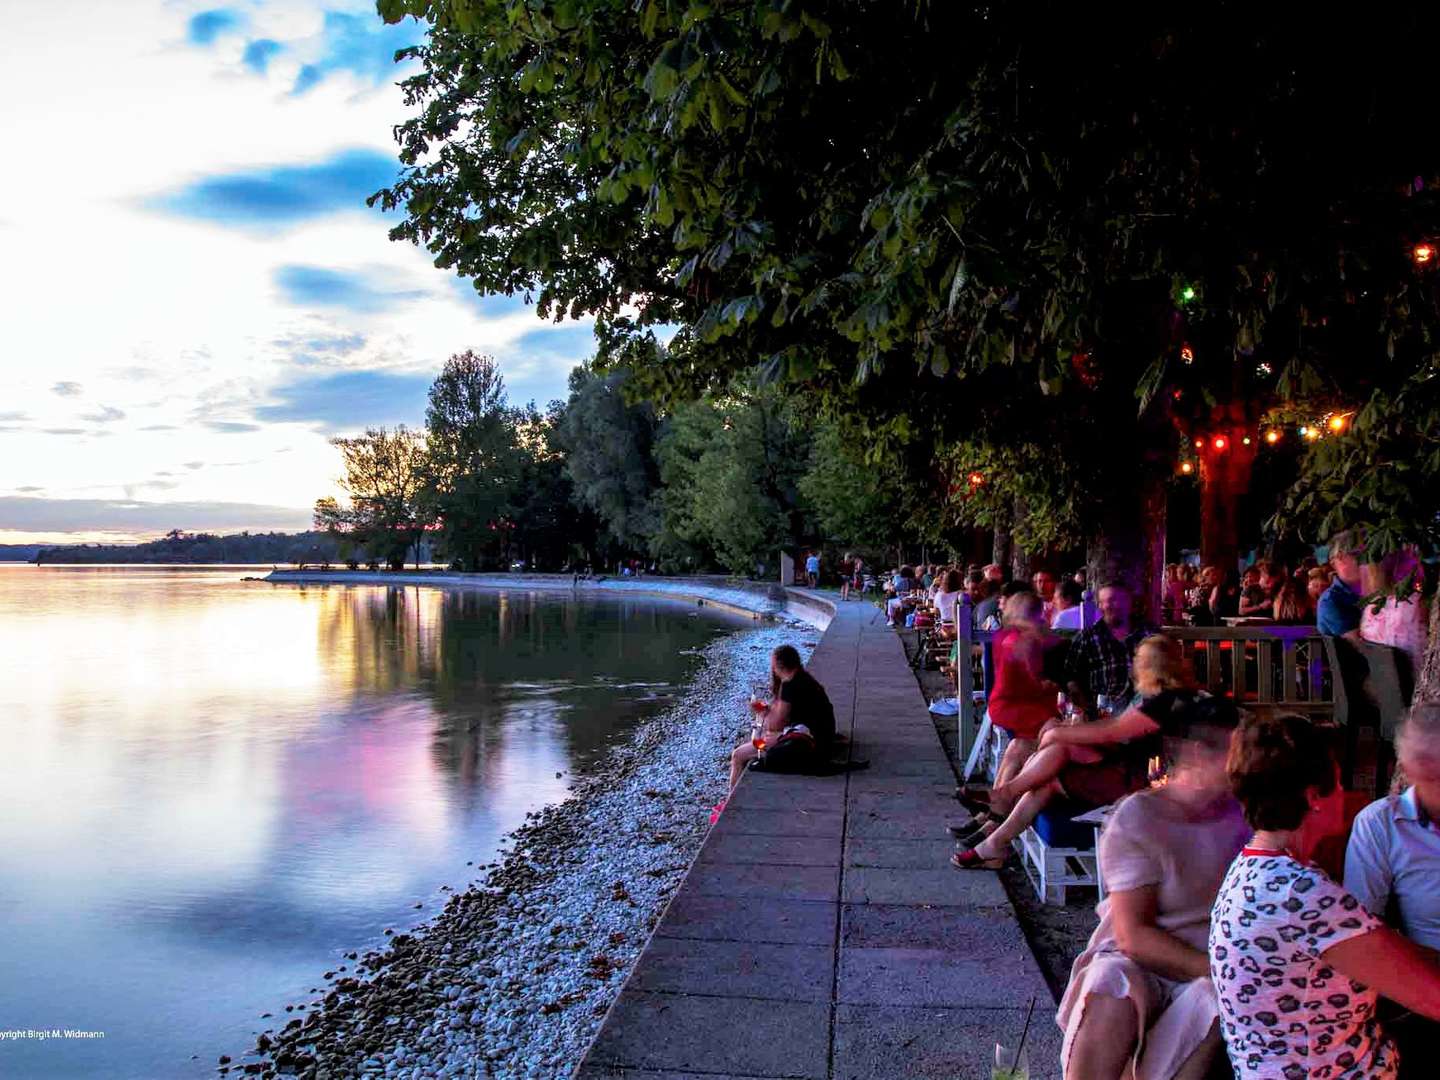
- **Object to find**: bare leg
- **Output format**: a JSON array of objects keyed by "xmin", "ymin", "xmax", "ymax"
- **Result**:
[
  {"xmin": 1065, "ymin": 993, "xmax": 1139, "ymax": 1080},
  {"xmin": 1168, "ymin": 1020, "xmax": 1222, "ymax": 1080},
  {"xmin": 990, "ymin": 737, "xmax": 1037, "ymax": 812},
  {"xmin": 992, "ymin": 743, "xmax": 1072, "ymax": 805},
  {"xmin": 729, "ymin": 742, "xmax": 758, "ymax": 789},
  {"xmin": 974, "ymin": 782, "xmax": 1059, "ymax": 858}
]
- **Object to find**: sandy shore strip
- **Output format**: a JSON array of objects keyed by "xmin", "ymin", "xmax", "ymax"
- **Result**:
[{"xmin": 225, "ymin": 575, "xmax": 829, "ymax": 1079}]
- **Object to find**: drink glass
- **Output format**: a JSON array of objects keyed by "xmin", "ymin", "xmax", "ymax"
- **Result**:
[
  {"xmin": 992, "ymin": 1043, "xmax": 1029, "ymax": 1080},
  {"xmin": 1096, "ymin": 694, "xmax": 1115, "ymax": 719}
]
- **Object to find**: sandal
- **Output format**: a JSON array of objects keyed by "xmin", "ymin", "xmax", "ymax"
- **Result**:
[
  {"xmin": 951, "ymin": 821, "xmax": 995, "ymax": 848},
  {"xmin": 951, "ymin": 847, "xmax": 1006, "ymax": 871},
  {"xmin": 947, "ymin": 812, "xmax": 993, "ymax": 838}
]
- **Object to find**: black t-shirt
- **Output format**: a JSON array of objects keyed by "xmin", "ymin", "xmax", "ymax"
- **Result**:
[
  {"xmin": 1125, "ymin": 688, "xmax": 1208, "ymax": 778},
  {"xmin": 780, "ymin": 669, "xmax": 835, "ymax": 749}
]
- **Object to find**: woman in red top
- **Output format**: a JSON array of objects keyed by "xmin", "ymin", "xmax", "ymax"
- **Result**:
[{"xmin": 986, "ymin": 590, "xmax": 1058, "ymax": 794}]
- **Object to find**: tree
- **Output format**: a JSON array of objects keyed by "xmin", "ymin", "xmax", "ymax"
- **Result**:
[
  {"xmin": 797, "ymin": 420, "xmax": 905, "ymax": 555},
  {"xmin": 554, "ymin": 365, "xmax": 665, "ymax": 558},
  {"xmin": 423, "ymin": 350, "xmax": 525, "ymax": 569},
  {"xmin": 316, "ymin": 426, "xmax": 430, "ymax": 570},
  {"xmin": 374, "ymin": 2, "xmax": 1440, "ymax": 621},
  {"xmin": 656, "ymin": 385, "xmax": 812, "ymax": 575}
]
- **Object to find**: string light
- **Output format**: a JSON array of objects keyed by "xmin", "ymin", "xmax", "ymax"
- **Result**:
[
  {"xmin": 1298, "ymin": 425, "xmax": 1310, "ymax": 437},
  {"xmin": 1180, "ymin": 461, "xmax": 1194, "ymax": 474},
  {"xmin": 1264, "ymin": 430, "xmax": 1280, "ymax": 444},
  {"xmin": 1242, "ymin": 436, "xmax": 1252, "ymax": 446},
  {"xmin": 1212, "ymin": 435, "xmax": 1229, "ymax": 451},
  {"xmin": 1255, "ymin": 362, "xmax": 1273, "ymax": 377},
  {"xmin": 1180, "ymin": 284, "xmax": 1197, "ymax": 303},
  {"xmin": 1194, "ymin": 438, "xmax": 1204, "ymax": 449},
  {"xmin": 1415, "ymin": 242, "xmax": 1436, "ymax": 266},
  {"xmin": 1180, "ymin": 344, "xmax": 1195, "ymax": 364},
  {"xmin": 967, "ymin": 471, "xmax": 985, "ymax": 487},
  {"xmin": 1327, "ymin": 414, "xmax": 1348, "ymax": 433},
  {"xmin": 1304, "ymin": 426, "xmax": 1321, "ymax": 441}
]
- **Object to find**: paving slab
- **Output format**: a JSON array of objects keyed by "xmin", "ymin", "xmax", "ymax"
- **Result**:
[
  {"xmin": 675, "ymin": 862, "xmax": 841, "ymax": 903},
  {"xmin": 626, "ymin": 937, "xmax": 834, "ymax": 1002},
  {"xmin": 841, "ymin": 865, "xmax": 1010, "ymax": 908},
  {"xmin": 699, "ymin": 831, "xmax": 843, "ymax": 868},
  {"xmin": 709, "ymin": 807, "xmax": 845, "ymax": 840},
  {"xmin": 845, "ymin": 809, "xmax": 954, "ymax": 841},
  {"xmin": 843, "ymin": 836, "xmax": 956, "ymax": 870},
  {"xmin": 578, "ymin": 1070, "xmax": 786, "ymax": 1080},
  {"xmin": 837, "ymin": 946, "xmax": 1052, "ymax": 1008},
  {"xmin": 832, "ymin": 1004, "xmax": 1061, "ymax": 1080},
  {"xmin": 841, "ymin": 903, "xmax": 1037, "ymax": 951},
  {"xmin": 588, "ymin": 991, "xmax": 830, "ymax": 1078},
  {"xmin": 654, "ymin": 895, "xmax": 836, "ymax": 946}
]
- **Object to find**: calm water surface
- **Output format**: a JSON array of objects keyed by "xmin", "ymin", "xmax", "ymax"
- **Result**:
[{"xmin": 0, "ymin": 566, "xmax": 748, "ymax": 1079}]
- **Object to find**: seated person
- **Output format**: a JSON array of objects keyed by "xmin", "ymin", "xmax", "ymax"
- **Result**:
[
  {"xmin": 953, "ymin": 634, "xmax": 1191, "ymax": 869},
  {"xmin": 934, "ymin": 568, "xmax": 964, "ymax": 630},
  {"xmin": 1050, "ymin": 578, "xmax": 1085, "ymax": 630},
  {"xmin": 1057, "ymin": 698, "xmax": 1247, "ymax": 1080},
  {"xmin": 728, "ymin": 645, "xmax": 835, "ymax": 788},
  {"xmin": 1345, "ymin": 702, "xmax": 1440, "ymax": 1075},
  {"xmin": 885, "ymin": 565, "xmax": 917, "ymax": 625},
  {"xmin": 975, "ymin": 591, "xmax": 1057, "ymax": 802},
  {"xmin": 1064, "ymin": 582, "xmax": 1156, "ymax": 710},
  {"xmin": 1210, "ymin": 712, "xmax": 1440, "ymax": 1080}
]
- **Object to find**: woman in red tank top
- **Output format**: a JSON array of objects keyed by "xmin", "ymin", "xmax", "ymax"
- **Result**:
[{"xmin": 986, "ymin": 589, "xmax": 1058, "ymax": 792}]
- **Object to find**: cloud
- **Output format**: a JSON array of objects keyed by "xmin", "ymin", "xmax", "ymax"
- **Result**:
[
  {"xmin": 203, "ymin": 420, "xmax": 264, "ymax": 434},
  {"xmin": 274, "ymin": 264, "xmax": 425, "ymax": 314},
  {"xmin": 0, "ymin": 496, "xmax": 312, "ymax": 534},
  {"xmin": 80, "ymin": 405, "xmax": 126, "ymax": 423},
  {"xmin": 123, "ymin": 479, "xmax": 182, "ymax": 498},
  {"xmin": 0, "ymin": 411, "xmax": 27, "ymax": 422},
  {"xmin": 187, "ymin": 9, "xmax": 243, "ymax": 47},
  {"xmin": 253, "ymin": 370, "xmax": 432, "ymax": 433},
  {"xmin": 146, "ymin": 148, "xmax": 398, "ymax": 229},
  {"xmin": 241, "ymin": 38, "xmax": 284, "ymax": 74},
  {"xmin": 139, "ymin": 424, "xmax": 181, "ymax": 432},
  {"xmin": 15, "ymin": 486, "xmax": 43, "ymax": 493},
  {"xmin": 52, "ymin": 381, "xmax": 83, "ymax": 397},
  {"xmin": 41, "ymin": 427, "xmax": 88, "ymax": 436},
  {"xmin": 292, "ymin": 12, "xmax": 420, "ymax": 95},
  {"xmin": 273, "ymin": 331, "xmax": 368, "ymax": 365},
  {"xmin": 184, "ymin": 461, "xmax": 205, "ymax": 470}
]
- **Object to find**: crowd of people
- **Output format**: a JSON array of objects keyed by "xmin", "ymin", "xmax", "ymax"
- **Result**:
[
  {"xmin": 730, "ymin": 539, "xmax": 1440, "ymax": 1079},
  {"xmin": 935, "ymin": 580, "xmax": 1440, "ymax": 1078}
]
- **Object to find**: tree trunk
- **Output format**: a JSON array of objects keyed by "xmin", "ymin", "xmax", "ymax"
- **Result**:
[
  {"xmin": 991, "ymin": 522, "xmax": 1012, "ymax": 570},
  {"xmin": 1416, "ymin": 588, "xmax": 1440, "ymax": 704},
  {"xmin": 1086, "ymin": 472, "xmax": 1168, "ymax": 626},
  {"xmin": 1198, "ymin": 433, "xmax": 1256, "ymax": 577}
]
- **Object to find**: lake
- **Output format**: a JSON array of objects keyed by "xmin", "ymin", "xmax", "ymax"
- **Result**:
[{"xmin": 0, "ymin": 566, "xmax": 749, "ymax": 1079}]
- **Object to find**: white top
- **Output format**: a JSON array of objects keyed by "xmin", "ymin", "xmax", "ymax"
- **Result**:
[
  {"xmin": 1050, "ymin": 605, "xmax": 1082, "ymax": 630},
  {"xmin": 935, "ymin": 589, "xmax": 961, "ymax": 624},
  {"xmin": 1344, "ymin": 787, "xmax": 1440, "ymax": 952},
  {"xmin": 1211, "ymin": 851, "xmax": 1391, "ymax": 1080}
]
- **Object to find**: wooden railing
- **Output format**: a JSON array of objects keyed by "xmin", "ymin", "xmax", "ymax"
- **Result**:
[{"xmin": 1164, "ymin": 626, "xmax": 1339, "ymax": 721}]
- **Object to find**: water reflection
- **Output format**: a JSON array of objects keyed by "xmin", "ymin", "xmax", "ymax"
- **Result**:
[{"xmin": 0, "ymin": 567, "xmax": 743, "ymax": 1079}]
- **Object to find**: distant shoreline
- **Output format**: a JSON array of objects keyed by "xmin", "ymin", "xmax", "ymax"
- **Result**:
[{"xmin": 263, "ymin": 569, "xmax": 836, "ymax": 631}]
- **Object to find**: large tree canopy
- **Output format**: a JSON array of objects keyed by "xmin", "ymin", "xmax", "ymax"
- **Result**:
[{"xmin": 374, "ymin": 2, "xmax": 1440, "ymax": 600}]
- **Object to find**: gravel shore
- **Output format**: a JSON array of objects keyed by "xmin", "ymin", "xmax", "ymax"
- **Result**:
[{"xmin": 226, "ymin": 585, "xmax": 820, "ymax": 1080}]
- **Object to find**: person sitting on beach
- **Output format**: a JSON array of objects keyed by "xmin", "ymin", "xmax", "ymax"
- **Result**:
[
  {"xmin": 1057, "ymin": 697, "xmax": 1247, "ymax": 1080},
  {"xmin": 728, "ymin": 645, "xmax": 836, "ymax": 788},
  {"xmin": 1345, "ymin": 702, "xmax": 1440, "ymax": 1074},
  {"xmin": 953, "ymin": 634, "xmax": 1192, "ymax": 869},
  {"xmin": 1210, "ymin": 712, "xmax": 1440, "ymax": 1080}
]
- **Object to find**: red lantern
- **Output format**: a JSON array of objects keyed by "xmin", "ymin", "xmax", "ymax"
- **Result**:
[{"xmin": 1213, "ymin": 435, "xmax": 1228, "ymax": 451}]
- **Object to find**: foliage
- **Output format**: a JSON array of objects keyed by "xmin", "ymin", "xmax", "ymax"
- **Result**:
[
  {"xmin": 796, "ymin": 421, "xmax": 904, "ymax": 552},
  {"xmin": 34, "ymin": 531, "xmax": 340, "ymax": 565},
  {"xmin": 315, "ymin": 426, "xmax": 431, "ymax": 570},
  {"xmin": 373, "ymin": 2, "xmax": 1440, "ymax": 574},
  {"xmin": 553, "ymin": 365, "xmax": 665, "ymax": 556},
  {"xmin": 655, "ymin": 384, "xmax": 812, "ymax": 575},
  {"xmin": 423, "ymin": 350, "xmax": 527, "ymax": 569}
]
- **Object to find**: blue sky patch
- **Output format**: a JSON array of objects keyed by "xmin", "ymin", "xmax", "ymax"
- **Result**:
[
  {"xmin": 148, "ymin": 148, "xmax": 398, "ymax": 229},
  {"xmin": 291, "ymin": 11, "xmax": 420, "ymax": 95},
  {"xmin": 242, "ymin": 38, "xmax": 284, "ymax": 74},
  {"xmin": 187, "ymin": 9, "xmax": 242, "ymax": 46},
  {"xmin": 274, "ymin": 265, "xmax": 426, "ymax": 314},
  {"xmin": 254, "ymin": 370, "xmax": 432, "ymax": 433}
]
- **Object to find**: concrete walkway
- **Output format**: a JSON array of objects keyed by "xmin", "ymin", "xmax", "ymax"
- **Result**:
[{"xmin": 577, "ymin": 597, "xmax": 1060, "ymax": 1079}]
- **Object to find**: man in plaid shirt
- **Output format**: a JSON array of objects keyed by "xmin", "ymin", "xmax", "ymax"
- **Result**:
[{"xmin": 1064, "ymin": 582, "xmax": 1156, "ymax": 707}]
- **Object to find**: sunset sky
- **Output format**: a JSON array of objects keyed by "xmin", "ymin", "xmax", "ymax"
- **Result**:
[{"xmin": 0, "ymin": 1, "xmax": 594, "ymax": 544}]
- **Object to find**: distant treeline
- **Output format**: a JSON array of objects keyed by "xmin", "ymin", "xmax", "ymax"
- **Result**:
[
  {"xmin": 36, "ymin": 530, "xmax": 341, "ymax": 565},
  {"xmin": 0, "ymin": 545, "xmax": 46, "ymax": 562}
]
